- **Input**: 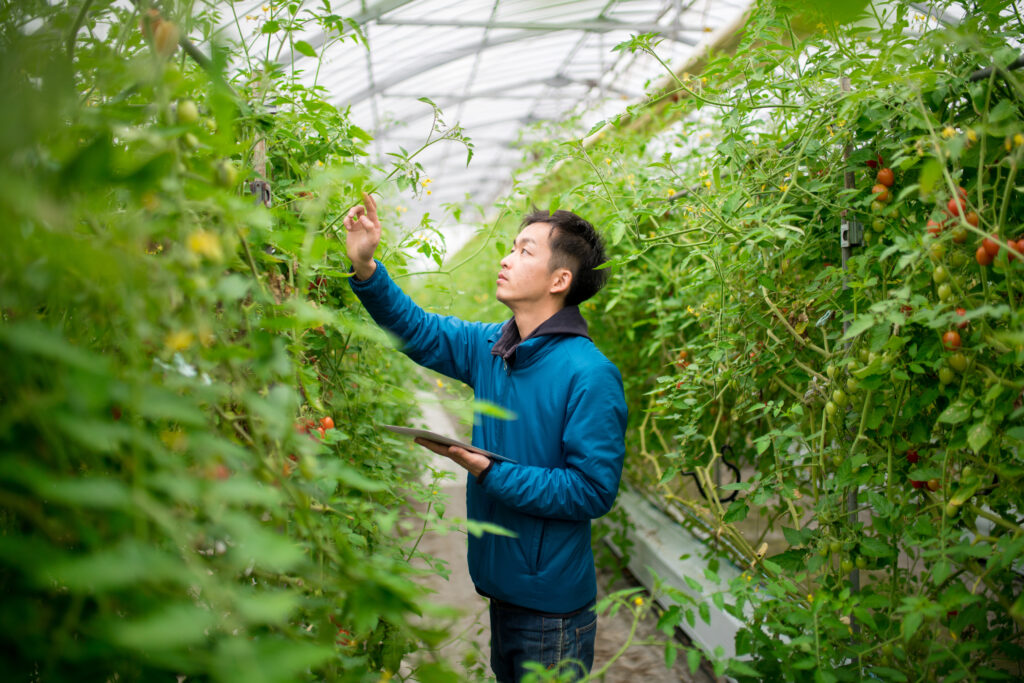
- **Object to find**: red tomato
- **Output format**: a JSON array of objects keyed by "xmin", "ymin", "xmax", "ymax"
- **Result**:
[
  {"xmin": 320, "ymin": 416, "xmax": 335, "ymax": 430},
  {"xmin": 872, "ymin": 184, "xmax": 891, "ymax": 203},
  {"xmin": 946, "ymin": 186, "xmax": 968, "ymax": 217},
  {"xmin": 906, "ymin": 449, "xmax": 920, "ymax": 464},
  {"xmin": 982, "ymin": 234, "xmax": 1000, "ymax": 257},
  {"xmin": 926, "ymin": 219, "xmax": 944, "ymax": 236},
  {"xmin": 876, "ymin": 168, "xmax": 895, "ymax": 187},
  {"xmin": 316, "ymin": 426, "xmax": 326, "ymax": 439},
  {"xmin": 942, "ymin": 330, "xmax": 961, "ymax": 350},
  {"xmin": 955, "ymin": 307, "xmax": 969, "ymax": 329},
  {"xmin": 1008, "ymin": 240, "xmax": 1022, "ymax": 262},
  {"xmin": 910, "ymin": 480, "xmax": 925, "ymax": 489},
  {"xmin": 964, "ymin": 211, "xmax": 979, "ymax": 227},
  {"xmin": 976, "ymin": 245, "xmax": 994, "ymax": 266}
]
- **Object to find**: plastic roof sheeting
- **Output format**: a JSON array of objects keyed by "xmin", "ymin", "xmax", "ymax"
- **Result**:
[{"xmin": 216, "ymin": 0, "xmax": 752, "ymax": 252}]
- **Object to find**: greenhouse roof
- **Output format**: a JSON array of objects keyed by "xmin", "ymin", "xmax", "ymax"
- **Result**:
[{"xmin": 215, "ymin": 0, "xmax": 752, "ymax": 230}]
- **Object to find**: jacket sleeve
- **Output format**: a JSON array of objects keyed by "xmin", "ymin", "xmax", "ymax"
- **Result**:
[
  {"xmin": 348, "ymin": 260, "xmax": 485, "ymax": 387},
  {"xmin": 478, "ymin": 362, "xmax": 627, "ymax": 521}
]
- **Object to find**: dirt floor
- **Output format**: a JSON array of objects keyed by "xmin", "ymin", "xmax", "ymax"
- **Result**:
[{"xmin": 401, "ymin": 391, "xmax": 714, "ymax": 682}]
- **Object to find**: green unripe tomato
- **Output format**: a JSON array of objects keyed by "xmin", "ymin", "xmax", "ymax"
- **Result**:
[
  {"xmin": 841, "ymin": 559, "xmax": 854, "ymax": 573},
  {"xmin": 829, "ymin": 540, "xmax": 841, "ymax": 554},
  {"xmin": 949, "ymin": 352, "xmax": 968, "ymax": 373},
  {"xmin": 933, "ymin": 265, "xmax": 949, "ymax": 284},
  {"xmin": 855, "ymin": 555, "xmax": 867, "ymax": 570},
  {"xmin": 176, "ymin": 99, "xmax": 200, "ymax": 125},
  {"xmin": 182, "ymin": 132, "xmax": 200, "ymax": 150},
  {"xmin": 846, "ymin": 376, "xmax": 860, "ymax": 393},
  {"xmin": 950, "ymin": 250, "xmax": 968, "ymax": 267},
  {"xmin": 859, "ymin": 348, "xmax": 870, "ymax": 363},
  {"xmin": 215, "ymin": 159, "xmax": 238, "ymax": 188},
  {"xmin": 826, "ymin": 364, "xmax": 837, "ymax": 380},
  {"xmin": 870, "ymin": 200, "xmax": 885, "ymax": 214},
  {"xmin": 832, "ymin": 389, "xmax": 848, "ymax": 407},
  {"xmin": 937, "ymin": 283, "xmax": 953, "ymax": 301},
  {"xmin": 825, "ymin": 401, "xmax": 838, "ymax": 418},
  {"xmin": 872, "ymin": 218, "xmax": 886, "ymax": 232},
  {"xmin": 938, "ymin": 366, "xmax": 955, "ymax": 385}
]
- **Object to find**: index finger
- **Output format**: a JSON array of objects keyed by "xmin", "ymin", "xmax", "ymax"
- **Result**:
[{"xmin": 362, "ymin": 192, "xmax": 378, "ymax": 221}]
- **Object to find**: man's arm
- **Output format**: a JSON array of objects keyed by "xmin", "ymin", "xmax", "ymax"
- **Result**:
[
  {"xmin": 477, "ymin": 363, "xmax": 627, "ymax": 521},
  {"xmin": 343, "ymin": 193, "xmax": 485, "ymax": 387}
]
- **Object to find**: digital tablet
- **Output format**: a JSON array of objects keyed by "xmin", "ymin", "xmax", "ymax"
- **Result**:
[{"xmin": 381, "ymin": 424, "xmax": 517, "ymax": 463}]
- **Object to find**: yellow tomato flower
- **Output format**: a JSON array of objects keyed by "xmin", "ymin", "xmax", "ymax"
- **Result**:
[
  {"xmin": 942, "ymin": 126, "xmax": 956, "ymax": 139},
  {"xmin": 164, "ymin": 329, "xmax": 194, "ymax": 352},
  {"xmin": 1015, "ymin": 133, "xmax": 1024, "ymax": 146},
  {"xmin": 187, "ymin": 229, "xmax": 223, "ymax": 261},
  {"xmin": 633, "ymin": 597, "xmax": 643, "ymax": 606},
  {"xmin": 966, "ymin": 129, "xmax": 978, "ymax": 143}
]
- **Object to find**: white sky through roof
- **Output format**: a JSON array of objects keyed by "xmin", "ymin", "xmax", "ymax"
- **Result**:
[{"xmin": 216, "ymin": 0, "xmax": 753, "ymax": 260}]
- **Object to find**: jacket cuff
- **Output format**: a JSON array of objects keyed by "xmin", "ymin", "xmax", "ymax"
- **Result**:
[
  {"xmin": 348, "ymin": 259, "xmax": 385, "ymax": 288},
  {"xmin": 475, "ymin": 460, "xmax": 496, "ymax": 485}
]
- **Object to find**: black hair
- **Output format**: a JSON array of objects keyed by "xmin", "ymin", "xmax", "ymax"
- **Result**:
[{"xmin": 520, "ymin": 208, "xmax": 609, "ymax": 306}]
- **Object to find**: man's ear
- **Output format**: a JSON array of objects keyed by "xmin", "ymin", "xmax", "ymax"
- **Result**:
[{"xmin": 549, "ymin": 268, "xmax": 572, "ymax": 296}]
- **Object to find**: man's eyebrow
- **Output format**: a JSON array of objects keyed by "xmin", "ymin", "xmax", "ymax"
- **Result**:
[{"xmin": 513, "ymin": 236, "xmax": 537, "ymax": 246}]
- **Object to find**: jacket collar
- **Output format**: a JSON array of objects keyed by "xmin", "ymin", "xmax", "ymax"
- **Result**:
[{"xmin": 490, "ymin": 305, "xmax": 590, "ymax": 363}]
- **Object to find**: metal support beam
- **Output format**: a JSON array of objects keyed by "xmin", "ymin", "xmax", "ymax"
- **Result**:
[
  {"xmin": 282, "ymin": 0, "xmax": 419, "ymax": 63},
  {"xmin": 375, "ymin": 17, "xmax": 699, "ymax": 44},
  {"xmin": 337, "ymin": 30, "xmax": 545, "ymax": 107}
]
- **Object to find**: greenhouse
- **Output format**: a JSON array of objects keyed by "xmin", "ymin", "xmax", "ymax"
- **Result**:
[{"xmin": 3, "ymin": 0, "xmax": 1024, "ymax": 681}]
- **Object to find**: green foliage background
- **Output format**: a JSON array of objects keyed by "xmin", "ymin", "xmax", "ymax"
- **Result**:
[{"xmin": 0, "ymin": 1, "xmax": 465, "ymax": 681}]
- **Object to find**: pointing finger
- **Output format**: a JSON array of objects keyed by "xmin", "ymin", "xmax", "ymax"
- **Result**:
[{"xmin": 362, "ymin": 192, "xmax": 378, "ymax": 222}]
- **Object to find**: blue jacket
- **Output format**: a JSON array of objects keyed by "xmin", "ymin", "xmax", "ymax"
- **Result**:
[{"xmin": 350, "ymin": 261, "xmax": 627, "ymax": 613}]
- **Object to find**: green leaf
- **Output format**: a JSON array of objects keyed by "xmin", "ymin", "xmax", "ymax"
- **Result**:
[
  {"xmin": 234, "ymin": 590, "xmax": 299, "ymax": 626},
  {"xmin": 726, "ymin": 659, "xmax": 762, "ymax": 677},
  {"xmin": 918, "ymin": 157, "xmax": 942, "ymax": 196},
  {"xmin": 931, "ymin": 560, "xmax": 952, "ymax": 585},
  {"xmin": 937, "ymin": 400, "xmax": 972, "ymax": 424},
  {"xmin": 687, "ymin": 647, "xmax": 702, "ymax": 674},
  {"xmin": 108, "ymin": 602, "xmax": 218, "ymax": 650},
  {"xmin": 902, "ymin": 610, "xmax": 923, "ymax": 641},
  {"xmin": 860, "ymin": 536, "xmax": 894, "ymax": 558},
  {"xmin": 212, "ymin": 636, "xmax": 335, "ymax": 683},
  {"xmin": 464, "ymin": 520, "xmax": 516, "ymax": 538},
  {"xmin": 41, "ymin": 540, "xmax": 184, "ymax": 592},
  {"xmin": 723, "ymin": 500, "xmax": 749, "ymax": 523},
  {"xmin": 294, "ymin": 40, "xmax": 317, "ymax": 58},
  {"xmin": 967, "ymin": 421, "xmax": 993, "ymax": 453}
]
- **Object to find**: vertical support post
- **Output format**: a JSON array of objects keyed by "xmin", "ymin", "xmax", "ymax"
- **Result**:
[
  {"xmin": 250, "ymin": 131, "xmax": 272, "ymax": 208},
  {"xmin": 839, "ymin": 75, "xmax": 861, "ymax": 613}
]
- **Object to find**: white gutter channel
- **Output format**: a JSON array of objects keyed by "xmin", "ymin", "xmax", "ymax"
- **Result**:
[{"xmin": 606, "ymin": 487, "xmax": 754, "ymax": 670}]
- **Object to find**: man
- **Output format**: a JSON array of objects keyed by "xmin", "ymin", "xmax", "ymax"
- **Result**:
[{"xmin": 344, "ymin": 193, "xmax": 627, "ymax": 682}]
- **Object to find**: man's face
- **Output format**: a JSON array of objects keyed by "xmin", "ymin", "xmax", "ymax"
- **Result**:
[{"xmin": 496, "ymin": 222, "xmax": 567, "ymax": 307}]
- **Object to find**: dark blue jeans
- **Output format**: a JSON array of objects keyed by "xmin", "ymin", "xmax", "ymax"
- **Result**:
[{"xmin": 489, "ymin": 598, "xmax": 597, "ymax": 683}]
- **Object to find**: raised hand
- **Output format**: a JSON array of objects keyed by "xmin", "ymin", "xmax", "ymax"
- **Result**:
[{"xmin": 343, "ymin": 192, "xmax": 380, "ymax": 280}]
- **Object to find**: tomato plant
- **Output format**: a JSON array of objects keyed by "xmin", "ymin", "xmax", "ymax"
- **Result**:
[
  {"xmin": 0, "ymin": 2, "xmax": 467, "ymax": 681},
  {"xmin": 426, "ymin": 1, "xmax": 1024, "ymax": 680}
]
